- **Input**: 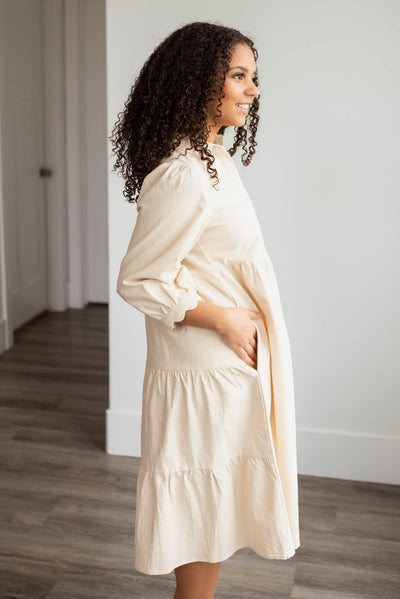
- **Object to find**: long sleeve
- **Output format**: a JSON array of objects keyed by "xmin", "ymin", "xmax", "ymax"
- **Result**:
[{"xmin": 116, "ymin": 158, "xmax": 212, "ymax": 330}]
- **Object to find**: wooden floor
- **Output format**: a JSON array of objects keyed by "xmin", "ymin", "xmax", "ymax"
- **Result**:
[{"xmin": 0, "ymin": 304, "xmax": 399, "ymax": 598}]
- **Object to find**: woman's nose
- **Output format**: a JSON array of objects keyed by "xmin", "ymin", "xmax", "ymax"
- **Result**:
[{"xmin": 247, "ymin": 81, "xmax": 259, "ymax": 97}]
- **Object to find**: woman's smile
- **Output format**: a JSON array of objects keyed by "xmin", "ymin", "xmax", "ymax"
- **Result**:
[{"xmin": 236, "ymin": 103, "xmax": 251, "ymax": 114}]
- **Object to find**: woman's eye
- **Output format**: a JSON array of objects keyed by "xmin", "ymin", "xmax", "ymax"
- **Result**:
[{"xmin": 234, "ymin": 73, "xmax": 259, "ymax": 85}]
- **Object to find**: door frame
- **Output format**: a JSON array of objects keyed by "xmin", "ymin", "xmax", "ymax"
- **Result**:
[{"xmin": 0, "ymin": 0, "xmax": 88, "ymax": 351}]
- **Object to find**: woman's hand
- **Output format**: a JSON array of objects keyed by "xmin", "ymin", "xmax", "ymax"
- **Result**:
[
  {"xmin": 180, "ymin": 301, "xmax": 262, "ymax": 368},
  {"xmin": 215, "ymin": 306, "xmax": 263, "ymax": 368}
]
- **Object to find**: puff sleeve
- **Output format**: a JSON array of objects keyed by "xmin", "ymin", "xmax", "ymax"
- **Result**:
[{"xmin": 116, "ymin": 159, "xmax": 212, "ymax": 330}]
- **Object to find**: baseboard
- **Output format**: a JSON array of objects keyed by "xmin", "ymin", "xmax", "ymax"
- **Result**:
[
  {"xmin": 105, "ymin": 408, "xmax": 141, "ymax": 457},
  {"xmin": 297, "ymin": 426, "xmax": 400, "ymax": 485}
]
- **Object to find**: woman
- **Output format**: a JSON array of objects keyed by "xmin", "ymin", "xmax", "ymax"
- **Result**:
[{"xmin": 111, "ymin": 21, "xmax": 300, "ymax": 599}]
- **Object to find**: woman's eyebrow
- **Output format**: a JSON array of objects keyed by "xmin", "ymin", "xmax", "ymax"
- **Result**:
[{"xmin": 228, "ymin": 66, "xmax": 258, "ymax": 75}]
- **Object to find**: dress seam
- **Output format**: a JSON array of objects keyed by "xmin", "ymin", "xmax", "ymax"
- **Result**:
[
  {"xmin": 139, "ymin": 453, "xmax": 275, "ymax": 476},
  {"xmin": 145, "ymin": 363, "xmax": 257, "ymax": 374},
  {"xmin": 224, "ymin": 254, "xmax": 266, "ymax": 267}
]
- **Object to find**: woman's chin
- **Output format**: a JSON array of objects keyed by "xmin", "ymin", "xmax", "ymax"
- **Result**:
[{"xmin": 225, "ymin": 117, "xmax": 247, "ymax": 128}]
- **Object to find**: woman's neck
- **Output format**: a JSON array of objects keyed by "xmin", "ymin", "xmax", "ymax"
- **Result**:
[{"xmin": 206, "ymin": 124, "xmax": 222, "ymax": 144}]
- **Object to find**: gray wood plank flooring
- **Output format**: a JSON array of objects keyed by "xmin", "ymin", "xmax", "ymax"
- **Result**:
[{"xmin": 0, "ymin": 305, "xmax": 399, "ymax": 598}]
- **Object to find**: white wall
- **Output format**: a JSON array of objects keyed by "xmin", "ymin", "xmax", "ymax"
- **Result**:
[
  {"xmin": 0, "ymin": 80, "xmax": 9, "ymax": 352},
  {"xmin": 0, "ymin": 0, "xmax": 8, "ymax": 351},
  {"xmin": 82, "ymin": 0, "xmax": 108, "ymax": 303},
  {"xmin": 65, "ymin": 0, "xmax": 108, "ymax": 307},
  {"xmin": 106, "ymin": 0, "xmax": 400, "ymax": 484}
]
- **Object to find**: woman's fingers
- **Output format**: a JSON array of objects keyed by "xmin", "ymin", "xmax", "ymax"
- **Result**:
[
  {"xmin": 246, "ymin": 341, "xmax": 257, "ymax": 363},
  {"xmin": 240, "ymin": 347, "xmax": 256, "ymax": 367},
  {"xmin": 250, "ymin": 310, "xmax": 263, "ymax": 319}
]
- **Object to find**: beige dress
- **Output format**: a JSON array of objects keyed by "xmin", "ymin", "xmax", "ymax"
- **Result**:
[{"xmin": 116, "ymin": 133, "xmax": 300, "ymax": 575}]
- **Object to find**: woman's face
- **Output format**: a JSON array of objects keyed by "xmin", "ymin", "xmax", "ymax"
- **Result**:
[{"xmin": 206, "ymin": 43, "xmax": 260, "ymax": 134}]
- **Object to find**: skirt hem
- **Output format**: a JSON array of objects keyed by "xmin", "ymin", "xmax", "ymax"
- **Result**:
[{"xmin": 134, "ymin": 541, "xmax": 300, "ymax": 576}]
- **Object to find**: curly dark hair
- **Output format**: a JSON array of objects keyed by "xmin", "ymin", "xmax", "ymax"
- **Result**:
[{"xmin": 109, "ymin": 21, "xmax": 260, "ymax": 203}]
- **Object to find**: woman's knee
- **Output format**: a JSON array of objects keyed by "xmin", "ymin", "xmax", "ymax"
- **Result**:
[{"xmin": 174, "ymin": 560, "xmax": 221, "ymax": 599}]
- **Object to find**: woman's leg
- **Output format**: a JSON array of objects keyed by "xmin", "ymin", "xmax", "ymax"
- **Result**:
[{"xmin": 173, "ymin": 560, "xmax": 221, "ymax": 599}]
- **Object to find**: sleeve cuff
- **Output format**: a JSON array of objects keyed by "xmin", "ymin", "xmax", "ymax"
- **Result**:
[{"xmin": 160, "ymin": 288, "xmax": 202, "ymax": 330}]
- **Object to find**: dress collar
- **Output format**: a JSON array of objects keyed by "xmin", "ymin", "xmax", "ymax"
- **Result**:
[
  {"xmin": 174, "ymin": 134, "xmax": 227, "ymax": 155},
  {"xmin": 207, "ymin": 133, "xmax": 225, "ymax": 147}
]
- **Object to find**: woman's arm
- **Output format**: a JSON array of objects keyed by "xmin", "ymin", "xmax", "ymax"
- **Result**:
[
  {"xmin": 179, "ymin": 300, "xmax": 225, "ymax": 331},
  {"xmin": 116, "ymin": 160, "xmax": 212, "ymax": 330}
]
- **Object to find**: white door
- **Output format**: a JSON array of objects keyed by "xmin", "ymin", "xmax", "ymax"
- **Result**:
[{"xmin": 0, "ymin": 0, "xmax": 48, "ymax": 330}]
